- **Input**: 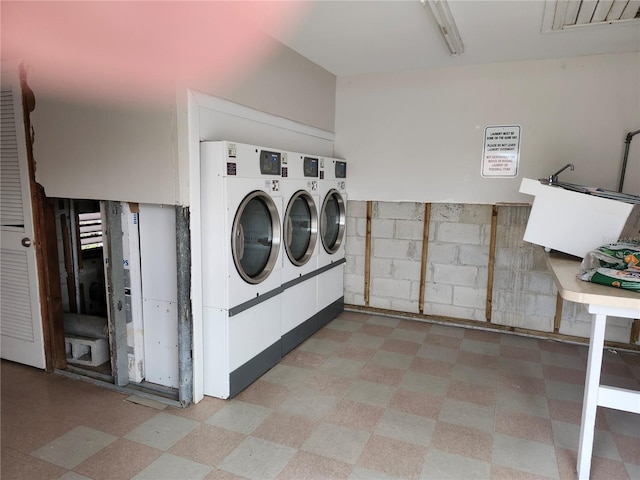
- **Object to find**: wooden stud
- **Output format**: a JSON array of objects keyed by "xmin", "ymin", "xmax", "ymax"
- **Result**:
[
  {"xmin": 345, "ymin": 303, "xmax": 640, "ymax": 353},
  {"xmin": 631, "ymin": 319, "xmax": 640, "ymax": 344},
  {"xmin": 486, "ymin": 205, "xmax": 498, "ymax": 322},
  {"xmin": 21, "ymin": 66, "xmax": 66, "ymax": 371},
  {"xmin": 60, "ymin": 213, "xmax": 78, "ymax": 313},
  {"xmin": 419, "ymin": 203, "xmax": 431, "ymax": 314},
  {"xmin": 554, "ymin": 293, "xmax": 564, "ymax": 333},
  {"xmin": 364, "ymin": 201, "xmax": 373, "ymax": 306}
]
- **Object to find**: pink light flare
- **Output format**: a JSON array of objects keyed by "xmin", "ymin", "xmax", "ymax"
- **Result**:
[{"xmin": 1, "ymin": 1, "xmax": 306, "ymax": 104}]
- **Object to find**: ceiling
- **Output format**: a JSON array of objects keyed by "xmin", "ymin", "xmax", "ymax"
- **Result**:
[{"xmin": 267, "ymin": 0, "xmax": 640, "ymax": 77}]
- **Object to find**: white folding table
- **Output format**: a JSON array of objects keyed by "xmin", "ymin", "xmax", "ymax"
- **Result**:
[{"xmin": 546, "ymin": 252, "xmax": 640, "ymax": 480}]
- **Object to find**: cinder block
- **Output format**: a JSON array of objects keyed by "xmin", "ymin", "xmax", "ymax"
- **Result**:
[
  {"xmin": 344, "ymin": 292, "xmax": 365, "ymax": 306},
  {"xmin": 495, "ymin": 225, "xmax": 528, "ymax": 248},
  {"xmin": 423, "ymin": 282, "xmax": 453, "ymax": 305},
  {"xmin": 430, "ymin": 204, "xmax": 462, "ymax": 223},
  {"xmin": 347, "ymin": 200, "xmax": 367, "ymax": 218},
  {"xmin": 371, "ymin": 258, "xmax": 393, "ymax": 278},
  {"xmin": 458, "ymin": 245, "xmax": 490, "ymax": 267},
  {"xmin": 436, "ymin": 223, "xmax": 482, "ymax": 245},
  {"xmin": 395, "ymin": 220, "xmax": 424, "ymax": 241},
  {"xmin": 373, "ymin": 238, "xmax": 416, "ymax": 260},
  {"xmin": 391, "ymin": 299, "xmax": 420, "ymax": 313},
  {"xmin": 345, "ymin": 236, "xmax": 366, "ymax": 256},
  {"xmin": 65, "ymin": 335, "xmax": 109, "ymax": 367},
  {"xmin": 344, "ymin": 273, "xmax": 365, "ymax": 295},
  {"xmin": 433, "ymin": 264, "xmax": 478, "ymax": 286},
  {"xmin": 392, "ymin": 259, "xmax": 421, "ymax": 281},
  {"xmin": 525, "ymin": 271, "xmax": 554, "ymax": 295},
  {"xmin": 427, "ymin": 243, "xmax": 458, "ymax": 264},
  {"xmin": 493, "ymin": 290, "xmax": 536, "ymax": 315},
  {"xmin": 377, "ymin": 202, "xmax": 423, "ymax": 221},
  {"xmin": 453, "ymin": 286, "xmax": 486, "ymax": 309},
  {"xmin": 369, "ymin": 296, "xmax": 392, "ymax": 310},
  {"xmin": 371, "ymin": 219, "xmax": 395, "ymax": 238},
  {"xmin": 497, "ymin": 205, "xmax": 531, "ymax": 226},
  {"xmin": 430, "ymin": 303, "xmax": 476, "ymax": 320},
  {"xmin": 460, "ymin": 205, "xmax": 492, "ymax": 225},
  {"xmin": 344, "ymin": 254, "xmax": 357, "ymax": 274},
  {"xmin": 371, "ymin": 277, "xmax": 411, "ymax": 299},
  {"xmin": 533, "ymin": 294, "xmax": 557, "ymax": 315}
]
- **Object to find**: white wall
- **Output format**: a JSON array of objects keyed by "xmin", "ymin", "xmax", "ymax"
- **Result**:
[
  {"xmin": 32, "ymin": 97, "xmax": 177, "ymax": 205},
  {"xmin": 30, "ymin": 38, "xmax": 336, "ymax": 207},
  {"xmin": 335, "ymin": 53, "xmax": 640, "ymax": 203}
]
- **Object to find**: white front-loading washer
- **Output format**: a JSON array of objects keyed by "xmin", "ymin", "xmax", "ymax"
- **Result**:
[
  {"xmin": 280, "ymin": 152, "xmax": 320, "ymax": 354},
  {"xmin": 200, "ymin": 141, "xmax": 284, "ymax": 398},
  {"xmin": 317, "ymin": 157, "xmax": 347, "ymax": 328}
]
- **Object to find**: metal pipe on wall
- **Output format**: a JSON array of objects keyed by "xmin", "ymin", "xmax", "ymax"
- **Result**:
[{"xmin": 619, "ymin": 129, "xmax": 640, "ymax": 193}]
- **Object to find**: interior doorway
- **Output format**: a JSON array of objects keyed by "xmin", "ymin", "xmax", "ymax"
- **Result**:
[{"xmin": 54, "ymin": 198, "xmax": 112, "ymax": 378}]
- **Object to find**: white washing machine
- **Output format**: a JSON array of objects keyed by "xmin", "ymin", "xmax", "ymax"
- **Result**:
[
  {"xmin": 280, "ymin": 152, "xmax": 320, "ymax": 354},
  {"xmin": 200, "ymin": 141, "xmax": 284, "ymax": 398},
  {"xmin": 317, "ymin": 157, "xmax": 347, "ymax": 328}
]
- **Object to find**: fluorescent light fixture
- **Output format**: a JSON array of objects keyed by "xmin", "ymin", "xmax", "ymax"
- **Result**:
[{"xmin": 421, "ymin": 0, "xmax": 465, "ymax": 56}]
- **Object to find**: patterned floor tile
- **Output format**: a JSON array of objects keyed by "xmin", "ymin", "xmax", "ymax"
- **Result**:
[
  {"xmin": 32, "ymin": 425, "xmax": 117, "ymax": 470},
  {"xmin": 438, "ymin": 398, "xmax": 495, "ymax": 433},
  {"xmin": 168, "ymin": 424, "xmax": 245, "ymax": 466},
  {"xmin": 4, "ymin": 310, "xmax": 639, "ymax": 480},
  {"xmin": 421, "ymin": 449, "xmax": 491, "ymax": 479},
  {"xmin": 124, "ymin": 412, "xmax": 199, "ymax": 451},
  {"xmin": 131, "ymin": 452, "xmax": 212, "ymax": 480},
  {"xmin": 218, "ymin": 437, "xmax": 296, "ymax": 480},
  {"xmin": 301, "ymin": 423, "xmax": 370, "ymax": 464},
  {"xmin": 357, "ymin": 434, "xmax": 427, "ymax": 479},
  {"xmin": 374, "ymin": 409, "xmax": 436, "ymax": 447},
  {"xmin": 494, "ymin": 411, "xmax": 554, "ymax": 445},
  {"xmin": 431, "ymin": 421, "xmax": 493, "ymax": 461},
  {"xmin": 278, "ymin": 451, "xmax": 353, "ymax": 480},
  {"xmin": 206, "ymin": 401, "xmax": 271, "ymax": 434},
  {"xmin": 74, "ymin": 438, "xmax": 162, "ymax": 480},
  {"xmin": 325, "ymin": 399, "xmax": 385, "ymax": 432},
  {"xmin": 235, "ymin": 379, "xmax": 290, "ymax": 409},
  {"xmin": 251, "ymin": 411, "xmax": 318, "ymax": 449},
  {"xmin": 491, "ymin": 433, "xmax": 559, "ymax": 479}
]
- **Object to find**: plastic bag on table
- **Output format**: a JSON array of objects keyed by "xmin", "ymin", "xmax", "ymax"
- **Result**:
[{"xmin": 578, "ymin": 242, "xmax": 640, "ymax": 292}]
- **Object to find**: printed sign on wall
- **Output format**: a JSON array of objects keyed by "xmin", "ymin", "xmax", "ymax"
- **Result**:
[{"xmin": 482, "ymin": 125, "xmax": 521, "ymax": 177}]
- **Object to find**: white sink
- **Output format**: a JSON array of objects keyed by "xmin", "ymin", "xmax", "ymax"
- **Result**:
[{"xmin": 519, "ymin": 178, "xmax": 640, "ymax": 258}]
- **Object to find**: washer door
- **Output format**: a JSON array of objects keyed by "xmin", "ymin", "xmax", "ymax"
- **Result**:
[
  {"xmin": 320, "ymin": 189, "xmax": 346, "ymax": 254},
  {"xmin": 232, "ymin": 191, "xmax": 281, "ymax": 284},
  {"xmin": 284, "ymin": 190, "xmax": 318, "ymax": 266}
]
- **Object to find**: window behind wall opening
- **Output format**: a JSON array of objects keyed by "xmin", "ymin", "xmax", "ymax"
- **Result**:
[{"xmin": 78, "ymin": 211, "xmax": 102, "ymax": 251}]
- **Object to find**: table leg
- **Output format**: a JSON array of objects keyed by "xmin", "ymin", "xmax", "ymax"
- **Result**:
[{"xmin": 577, "ymin": 312, "xmax": 607, "ymax": 480}]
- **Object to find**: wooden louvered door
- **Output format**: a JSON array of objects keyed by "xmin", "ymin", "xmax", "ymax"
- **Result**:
[{"xmin": 0, "ymin": 64, "xmax": 46, "ymax": 369}]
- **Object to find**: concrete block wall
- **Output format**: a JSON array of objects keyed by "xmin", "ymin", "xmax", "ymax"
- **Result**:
[
  {"xmin": 344, "ymin": 200, "xmax": 636, "ymax": 345},
  {"xmin": 491, "ymin": 206, "xmax": 556, "ymax": 332},
  {"xmin": 369, "ymin": 202, "xmax": 424, "ymax": 313},
  {"xmin": 425, "ymin": 204, "xmax": 491, "ymax": 322}
]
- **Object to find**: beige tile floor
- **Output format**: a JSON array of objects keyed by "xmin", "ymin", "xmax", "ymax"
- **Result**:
[{"xmin": 2, "ymin": 311, "xmax": 640, "ymax": 479}]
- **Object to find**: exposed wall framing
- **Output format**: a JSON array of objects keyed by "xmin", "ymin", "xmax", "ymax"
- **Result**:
[{"xmin": 345, "ymin": 200, "xmax": 639, "ymax": 350}]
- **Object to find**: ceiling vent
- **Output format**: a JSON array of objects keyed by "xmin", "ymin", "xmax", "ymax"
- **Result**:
[{"xmin": 542, "ymin": 0, "xmax": 640, "ymax": 32}]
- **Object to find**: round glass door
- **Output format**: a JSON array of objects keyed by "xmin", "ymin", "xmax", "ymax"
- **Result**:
[
  {"xmin": 231, "ymin": 191, "xmax": 281, "ymax": 284},
  {"xmin": 320, "ymin": 189, "xmax": 346, "ymax": 254},
  {"xmin": 284, "ymin": 190, "xmax": 318, "ymax": 266}
]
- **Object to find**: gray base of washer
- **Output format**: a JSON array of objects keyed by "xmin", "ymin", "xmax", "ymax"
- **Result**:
[
  {"xmin": 282, "ymin": 314, "xmax": 318, "ymax": 356},
  {"xmin": 229, "ymin": 341, "xmax": 281, "ymax": 398},
  {"xmin": 281, "ymin": 297, "xmax": 345, "ymax": 356},
  {"xmin": 316, "ymin": 297, "xmax": 344, "ymax": 329},
  {"xmin": 228, "ymin": 297, "xmax": 344, "ymax": 398}
]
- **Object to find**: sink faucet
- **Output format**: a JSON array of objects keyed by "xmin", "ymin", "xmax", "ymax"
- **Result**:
[{"xmin": 548, "ymin": 163, "xmax": 574, "ymax": 185}]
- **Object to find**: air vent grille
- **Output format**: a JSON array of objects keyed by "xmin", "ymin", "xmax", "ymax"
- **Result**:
[{"xmin": 543, "ymin": 0, "xmax": 640, "ymax": 32}]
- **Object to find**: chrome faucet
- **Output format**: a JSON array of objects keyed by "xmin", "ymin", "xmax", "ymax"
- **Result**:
[{"xmin": 548, "ymin": 163, "xmax": 574, "ymax": 185}]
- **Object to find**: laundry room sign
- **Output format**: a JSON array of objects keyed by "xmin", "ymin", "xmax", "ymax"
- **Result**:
[{"xmin": 481, "ymin": 125, "xmax": 521, "ymax": 177}]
